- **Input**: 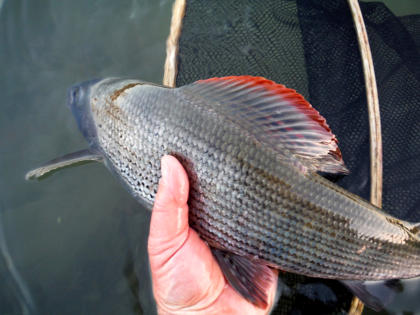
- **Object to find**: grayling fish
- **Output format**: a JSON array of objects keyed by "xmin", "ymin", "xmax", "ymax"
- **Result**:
[{"xmin": 26, "ymin": 76, "xmax": 420, "ymax": 309}]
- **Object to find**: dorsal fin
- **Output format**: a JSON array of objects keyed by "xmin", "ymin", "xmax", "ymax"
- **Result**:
[{"xmin": 181, "ymin": 76, "xmax": 348, "ymax": 174}]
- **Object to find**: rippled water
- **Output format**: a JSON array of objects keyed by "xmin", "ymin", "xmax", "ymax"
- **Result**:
[{"xmin": 0, "ymin": 0, "xmax": 172, "ymax": 313}]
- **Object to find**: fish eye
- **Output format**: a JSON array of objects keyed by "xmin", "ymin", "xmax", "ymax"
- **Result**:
[
  {"xmin": 71, "ymin": 88, "xmax": 79, "ymax": 103},
  {"xmin": 69, "ymin": 86, "xmax": 84, "ymax": 108}
]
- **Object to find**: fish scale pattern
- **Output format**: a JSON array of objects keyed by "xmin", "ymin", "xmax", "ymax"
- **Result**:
[
  {"xmin": 89, "ymin": 78, "xmax": 420, "ymax": 282},
  {"xmin": 175, "ymin": 0, "xmax": 420, "ymax": 313}
]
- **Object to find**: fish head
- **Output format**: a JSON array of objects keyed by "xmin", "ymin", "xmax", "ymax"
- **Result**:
[
  {"xmin": 67, "ymin": 78, "xmax": 147, "ymax": 149},
  {"xmin": 67, "ymin": 78, "xmax": 102, "ymax": 147}
]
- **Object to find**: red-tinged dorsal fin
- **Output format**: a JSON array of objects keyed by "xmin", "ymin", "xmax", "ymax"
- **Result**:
[{"xmin": 180, "ymin": 75, "xmax": 349, "ymax": 174}]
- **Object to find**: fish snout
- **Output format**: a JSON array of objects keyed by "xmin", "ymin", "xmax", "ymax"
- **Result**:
[{"xmin": 67, "ymin": 79, "xmax": 101, "ymax": 110}]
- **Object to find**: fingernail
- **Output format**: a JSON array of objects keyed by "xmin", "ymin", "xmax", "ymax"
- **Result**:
[
  {"xmin": 160, "ymin": 155, "xmax": 172, "ymax": 187},
  {"xmin": 160, "ymin": 155, "xmax": 188, "ymax": 205}
]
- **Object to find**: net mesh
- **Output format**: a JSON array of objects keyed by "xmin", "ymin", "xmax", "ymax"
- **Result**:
[{"xmin": 175, "ymin": 0, "xmax": 420, "ymax": 313}]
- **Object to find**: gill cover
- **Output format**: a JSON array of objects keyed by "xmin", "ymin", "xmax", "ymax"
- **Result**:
[{"xmin": 68, "ymin": 78, "xmax": 102, "ymax": 147}]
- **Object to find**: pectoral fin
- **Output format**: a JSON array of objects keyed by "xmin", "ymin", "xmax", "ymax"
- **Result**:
[
  {"xmin": 25, "ymin": 149, "xmax": 103, "ymax": 180},
  {"xmin": 211, "ymin": 248, "xmax": 275, "ymax": 308}
]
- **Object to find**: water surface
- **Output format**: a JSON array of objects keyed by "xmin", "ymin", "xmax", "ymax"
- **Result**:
[{"xmin": 0, "ymin": 1, "xmax": 172, "ymax": 314}]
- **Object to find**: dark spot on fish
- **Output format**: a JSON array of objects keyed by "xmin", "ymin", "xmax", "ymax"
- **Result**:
[
  {"xmin": 386, "ymin": 217, "xmax": 418, "ymax": 237},
  {"xmin": 110, "ymin": 83, "xmax": 140, "ymax": 101},
  {"xmin": 104, "ymin": 99, "xmax": 127, "ymax": 125},
  {"xmin": 386, "ymin": 217, "xmax": 407, "ymax": 231}
]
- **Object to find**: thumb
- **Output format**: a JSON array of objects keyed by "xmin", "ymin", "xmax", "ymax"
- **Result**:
[{"xmin": 148, "ymin": 155, "xmax": 190, "ymax": 264}]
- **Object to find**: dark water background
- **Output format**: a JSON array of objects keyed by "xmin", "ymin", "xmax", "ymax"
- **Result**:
[
  {"xmin": 0, "ymin": 0, "xmax": 419, "ymax": 314},
  {"xmin": 0, "ymin": 0, "xmax": 172, "ymax": 314}
]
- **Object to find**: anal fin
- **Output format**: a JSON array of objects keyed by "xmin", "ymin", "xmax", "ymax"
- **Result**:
[
  {"xmin": 212, "ymin": 248, "xmax": 274, "ymax": 308},
  {"xmin": 340, "ymin": 279, "xmax": 402, "ymax": 311},
  {"xmin": 25, "ymin": 149, "xmax": 103, "ymax": 180}
]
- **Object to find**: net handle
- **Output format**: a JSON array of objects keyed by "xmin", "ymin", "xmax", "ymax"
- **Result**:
[
  {"xmin": 163, "ymin": 1, "xmax": 384, "ymax": 313},
  {"xmin": 163, "ymin": 0, "xmax": 186, "ymax": 87},
  {"xmin": 348, "ymin": 0, "xmax": 383, "ymax": 313}
]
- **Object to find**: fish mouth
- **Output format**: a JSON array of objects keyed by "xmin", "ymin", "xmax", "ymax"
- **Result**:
[{"xmin": 67, "ymin": 78, "xmax": 102, "ymax": 147}]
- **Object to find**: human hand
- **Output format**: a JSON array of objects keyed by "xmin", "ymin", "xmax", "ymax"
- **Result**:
[{"xmin": 148, "ymin": 155, "xmax": 278, "ymax": 314}]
